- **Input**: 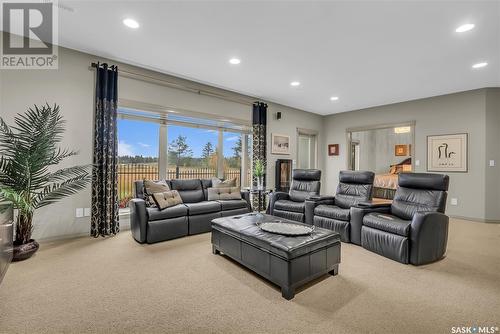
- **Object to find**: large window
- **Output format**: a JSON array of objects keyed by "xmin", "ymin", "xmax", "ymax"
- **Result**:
[
  {"xmin": 117, "ymin": 107, "xmax": 251, "ymax": 208},
  {"xmin": 167, "ymin": 124, "xmax": 219, "ymax": 179},
  {"xmin": 117, "ymin": 119, "xmax": 159, "ymax": 208},
  {"xmin": 223, "ymin": 131, "xmax": 242, "ymax": 184}
]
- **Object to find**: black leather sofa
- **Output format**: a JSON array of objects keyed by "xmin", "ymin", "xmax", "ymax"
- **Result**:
[
  {"xmin": 268, "ymin": 169, "xmax": 321, "ymax": 223},
  {"xmin": 351, "ymin": 173, "xmax": 450, "ymax": 265},
  {"xmin": 129, "ymin": 179, "xmax": 251, "ymax": 243},
  {"xmin": 305, "ymin": 171, "xmax": 375, "ymax": 242}
]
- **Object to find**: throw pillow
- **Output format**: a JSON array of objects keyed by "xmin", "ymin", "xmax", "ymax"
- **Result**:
[
  {"xmin": 143, "ymin": 179, "xmax": 170, "ymax": 207},
  {"xmin": 152, "ymin": 190, "xmax": 183, "ymax": 210},
  {"xmin": 212, "ymin": 177, "xmax": 237, "ymax": 188},
  {"xmin": 207, "ymin": 187, "xmax": 242, "ymax": 201}
]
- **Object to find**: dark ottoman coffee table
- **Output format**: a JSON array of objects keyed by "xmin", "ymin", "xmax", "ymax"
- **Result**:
[{"xmin": 211, "ymin": 213, "xmax": 341, "ymax": 300}]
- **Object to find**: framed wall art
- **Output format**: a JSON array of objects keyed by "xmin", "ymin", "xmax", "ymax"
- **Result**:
[
  {"xmin": 395, "ymin": 144, "xmax": 408, "ymax": 156},
  {"xmin": 427, "ymin": 133, "xmax": 468, "ymax": 172},
  {"xmin": 271, "ymin": 133, "xmax": 290, "ymax": 155},
  {"xmin": 328, "ymin": 144, "xmax": 339, "ymax": 156}
]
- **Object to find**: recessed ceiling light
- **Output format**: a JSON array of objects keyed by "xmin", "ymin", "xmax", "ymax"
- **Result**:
[
  {"xmin": 290, "ymin": 81, "xmax": 300, "ymax": 87},
  {"xmin": 455, "ymin": 23, "xmax": 475, "ymax": 32},
  {"xmin": 455, "ymin": 23, "xmax": 475, "ymax": 33},
  {"xmin": 123, "ymin": 18, "xmax": 139, "ymax": 29},
  {"xmin": 330, "ymin": 96, "xmax": 339, "ymax": 101},
  {"xmin": 229, "ymin": 58, "xmax": 241, "ymax": 65},
  {"xmin": 472, "ymin": 62, "xmax": 488, "ymax": 69}
]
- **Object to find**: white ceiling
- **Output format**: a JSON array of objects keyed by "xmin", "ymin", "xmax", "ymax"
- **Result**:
[{"xmin": 56, "ymin": 1, "xmax": 499, "ymax": 115}]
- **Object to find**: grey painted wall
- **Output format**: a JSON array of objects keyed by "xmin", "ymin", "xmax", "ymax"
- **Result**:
[
  {"xmin": 266, "ymin": 105, "xmax": 324, "ymax": 190},
  {"xmin": 485, "ymin": 88, "xmax": 500, "ymax": 221},
  {"xmin": 0, "ymin": 33, "xmax": 498, "ymax": 242},
  {"xmin": 322, "ymin": 89, "xmax": 496, "ymax": 221},
  {"xmin": 0, "ymin": 44, "xmax": 323, "ymax": 241}
]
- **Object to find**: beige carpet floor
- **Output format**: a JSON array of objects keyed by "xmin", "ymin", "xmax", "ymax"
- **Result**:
[{"xmin": 1, "ymin": 218, "xmax": 499, "ymax": 334}]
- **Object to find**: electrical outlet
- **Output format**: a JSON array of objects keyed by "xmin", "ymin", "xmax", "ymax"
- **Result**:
[
  {"xmin": 415, "ymin": 160, "xmax": 420, "ymax": 166},
  {"xmin": 450, "ymin": 198, "xmax": 458, "ymax": 206},
  {"xmin": 84, "ymin": 208, "xmax": 91, "ymax": 217},
  {"xmin": 76, "ymin": 208, "xmax": 84, "ymax": 218},
  {"xmin": 489, "ymin": 160, "xmax": 495, "ymax": 167}
]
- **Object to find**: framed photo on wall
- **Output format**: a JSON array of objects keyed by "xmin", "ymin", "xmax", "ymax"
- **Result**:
[
  {"xmin": 395, "ymin": 144, "xmax": 408, "ymax": 156},
  {"xmin": 427, "ymin": 133, "xmax": 468, "ymax": 172},
  {"xmin": 328, "ymin": 144, "xmax": 339, "ymax": 156},
  {"xmin": 271, "ymin": 133, "xmax": 290, "ymax": 155}
]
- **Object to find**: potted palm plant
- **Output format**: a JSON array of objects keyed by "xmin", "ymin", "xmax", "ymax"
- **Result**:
[
  {"xmin": 253, "ymin": 159, "xmax": 265, "ymax": 190},
  {"xmin": 0, "ymin": 104, "xmax": 91, "ymax": 261}
]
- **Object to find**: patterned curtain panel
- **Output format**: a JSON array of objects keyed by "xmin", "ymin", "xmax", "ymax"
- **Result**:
[
  {"xmin": 252, "ymin": 102, "xmax": 267, "ymax": 209},
  {"xmin": 91, "ymin": 63, "xmax": 119, "ymax": 237}
]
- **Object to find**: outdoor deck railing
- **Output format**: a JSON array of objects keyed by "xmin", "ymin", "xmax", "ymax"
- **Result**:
[{"xmin": 118, "ymin": 164, "xmax": 248, "ymax": 207}]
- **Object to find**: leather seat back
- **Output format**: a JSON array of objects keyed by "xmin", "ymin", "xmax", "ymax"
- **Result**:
[
  {"xmin": 391, "ymin": 173, "xmax": 449, "ymax": 220},
  {"xmin": 334, "ymin": 171, "xmax": 375, "ymax": 209},
  {"xmin": 288, "ymin": 169, "xmax": 321, "ymax": 202},
  {"xmin": 170, "ymin": 179, "xmax": 205, "ymax": 203},
  {"xmin": 134, "ymin": 180, "xmax": 145, "ymax": 199}
]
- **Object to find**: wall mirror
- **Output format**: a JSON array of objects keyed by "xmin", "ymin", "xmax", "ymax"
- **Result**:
[{"xmin": 347, "ymin": 121, "xmax": 415, "ymax": 199}]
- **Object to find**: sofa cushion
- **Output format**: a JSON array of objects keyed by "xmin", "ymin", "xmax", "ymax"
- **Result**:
[
  {"xmin": 274, "ymin": 199, "xmax": 305, "ymax": 213},
  {"xmin": 143, "ymin": 180, "xmax": 170, "ymax": 207},
  {"xmin": 207, "ymin": 187, "xmax": 242, "ymax": 201},
  {"xmin": 314, "ymin": 204, "xmax": 350, "ymax": 221},
  {"xmin": 363, "ymin": 212, "xmax": 412, "ymax": 237},
  {"xmin": 152, "ymin": 190, "xmax": 183, "ymax": 210},
  {"xmin": 212, "ymin": 177, "xmax": 237, "ymax": 188},
  {"xmin": 217, "ymin": 199, "xmax": 248, "ymax": 210},
  {"xmin": 201, "ymin": 179, "xmax": 212, "ymax": 200},
  {"xmin": 184, "ymin": 201, "xmax": 221, "ymax": 215},
  {"xmin": 147, "ymin": 204, "xmax": 188, "ymax": 221},
  {"xmin": 170, "ymin": 179, "xmax": 205, "ymax": 203}
]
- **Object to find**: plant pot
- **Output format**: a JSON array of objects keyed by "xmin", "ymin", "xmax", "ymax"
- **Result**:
[
  {"xmin": 12, "ymin": 239, "xmax": 39, "ymax": 262},
  {"xmin": 257, "ymin": 176, "xmax": 264, "ymax": 190}
]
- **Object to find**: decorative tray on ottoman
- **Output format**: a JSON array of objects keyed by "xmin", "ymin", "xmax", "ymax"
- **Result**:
[{"xmin": 256, "ymin": 220, "xmax": 315, "ymax": 236}]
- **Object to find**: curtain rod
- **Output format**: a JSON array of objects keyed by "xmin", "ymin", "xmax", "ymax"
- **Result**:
[{"xmin": 90, "ymin": 62, "xmax": 254, "ymax": 106}]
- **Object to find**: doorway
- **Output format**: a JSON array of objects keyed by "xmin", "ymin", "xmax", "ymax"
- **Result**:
[
  {"xmin": 297, "ymin": 130, "xmax": 317, "ymax": 169},
  {"xmin": 350, "ymin": 140, "xmax": 360, "ymax": 171}
]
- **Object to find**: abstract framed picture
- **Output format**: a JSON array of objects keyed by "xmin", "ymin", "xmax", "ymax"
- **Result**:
[
  {"xmin": 427, "ymin": 133, "xmax": 468, "ymax": 172},
  {"xmin": 395, "ymin": 144, "xmax": 408, "ymax": 156},
  {"xmin": 328, "ymin": 144, "xmax": 339, "ymax": 156},
  {"xmin": 271, "ymin": 133, "xmax": 290, "ymax": 155}
]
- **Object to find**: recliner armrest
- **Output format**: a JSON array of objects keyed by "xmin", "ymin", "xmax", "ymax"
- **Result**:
[
  {"xmin": 350, "ymin": 205, "xmax": 391, "ymax": 245},
  {"xmin": 268, "ymin": 191, "xmax": 290, "ymax": 215},
  {"xmin": 304, "ymin": 196, "xmax": 335, "ymax": 225},
  {"xmin": 410, "ymin": 211, "xmax": 449, "ymax": 265},
  {"xmin": 129, "ymin": 198, "xmax": 148, "ymax": 243},
  {"xmin": 307, "ymin": 195, "xmax": 335, "ymax": 204},
  {"xmin": 355, "ymin": 202, "xmax": 392, "ymax": 209}
]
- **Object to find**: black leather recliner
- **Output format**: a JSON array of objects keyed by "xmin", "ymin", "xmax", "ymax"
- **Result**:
[
  {"xmin": 351, "ymin": 173, "xmax": 450, "ymax": 265},
  {"xmin": 305, "ymin": 170, "xmax": 375, "ymax": 242},
  {"xmin": 268, "ymin": 169, "xmax": 321, "ymax": 223}
]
